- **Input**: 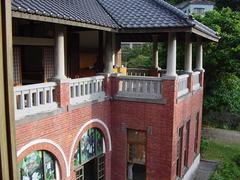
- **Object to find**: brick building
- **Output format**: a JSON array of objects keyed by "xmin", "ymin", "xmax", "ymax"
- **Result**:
[{"xmin": 11, "ymin": 0, "xmax": 219, "ymax": 180}]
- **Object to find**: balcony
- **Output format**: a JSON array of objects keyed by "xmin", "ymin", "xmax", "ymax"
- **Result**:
[
  {"xmin": 12, "ymin": 21, "xmax": 204, "ymax": 121},
  {"xmin": 13, "ymin": 70, "xmax": 202, "ymax": 120}
]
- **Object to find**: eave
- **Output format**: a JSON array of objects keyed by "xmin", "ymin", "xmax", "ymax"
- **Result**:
[
  {"xmin": 12, "ymin": 11, "xmax": 118, "ymax": 33},
  {"xmin": 118, "ymin": 26, "xmax": 220, "ymax": 42}
]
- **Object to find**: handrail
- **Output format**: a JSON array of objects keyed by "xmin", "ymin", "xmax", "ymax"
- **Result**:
[
  {"xmin": 117, "ymin": 75, "xmax": 163, "ymax": 99},
  {"xmin": 69, "ymin": 76, "xmax": 105, "ymax": 105},
  {"xmin": 14, "ymin": 82, "xmax": 58, "ymax": 120}
]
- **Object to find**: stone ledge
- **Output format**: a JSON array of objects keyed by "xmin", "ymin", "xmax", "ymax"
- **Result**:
[
  {"xmin": 68, "ymin": 96, "xmax": 111, "ymax": 111},
  {"xmin": 114, "ymin": 96, "xmax": 167, "ymax": 104},
  {"xmin": 15, "ymin": 108, "xmax": 65, "ymax": 126}
]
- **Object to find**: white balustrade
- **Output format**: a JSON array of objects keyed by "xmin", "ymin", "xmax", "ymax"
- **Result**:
[
  {"xmin": 117, "ymin": 76, "xmax": 162, "ymax": 99},
  {"xmin": 178, "ymin": 74, "xmax": 189, "ymax": 97},
  {"xmin": 14, "ymin": 82, "xmax": 58, "ymax": 120},
  {"xmin": 69, "ymin": 76, "xmax": 105, "ymax": 105},
  {"xmin": 192, "ymin": 71, "xmax": 201, "ymax": 90},
  {"xmin": 127, "ymin": 68, "xmax": 150, "ymax": 76}
]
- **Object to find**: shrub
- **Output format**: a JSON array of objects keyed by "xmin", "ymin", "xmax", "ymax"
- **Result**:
[{"xmin": 200, "ymin": 138, "xmax": 209, "ymax": 153}]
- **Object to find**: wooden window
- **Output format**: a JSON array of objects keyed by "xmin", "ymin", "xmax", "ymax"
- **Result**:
[
  {"xmin": 176, "ymin": 126, "xmax": 183, "ymax": 177},
  {"xmin": 13, "ymin": 46, "xmax": 22, "ymax": 85},
  {"xmin": 76, "ymin": 166, "xmax": 84, "ymax": 180},
  {"xmin": 43, "ymin": 47, "xmax": 54, "ymax": 81},
  {"xmin": 97, "ymin": 154, "xmax": 105, "ymax": 180},
  {"xmin": 184, "ymin": 121, "xmax": 190, "ymax": 168},
  {"xmin": 194, "ymin": 113, "xmax": 200, "ymax": 153},
  {"xmin": 127, "ymin": 130, "xmax": 146, "ymax": 165}
]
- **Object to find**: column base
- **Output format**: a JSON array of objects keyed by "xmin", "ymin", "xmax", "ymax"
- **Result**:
[
  {"xmin": 184, "ymin": 70, "xmax": 193, "ymax": 74},
  {"xmin": 50, "ymin": 77, "xmax": 71, "ymax": 83},
  {"xmin": 164, "ymin": 73, "xmax": 178, "ymax": 78},
  {"xmin": 195, "ymin": 68, "xmax": 205, "ymax": 72}
]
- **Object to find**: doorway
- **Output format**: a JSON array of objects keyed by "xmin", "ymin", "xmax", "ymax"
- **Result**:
[{"xmin": 127, "ymin": 129, "xmax": 146, "ymax": 180}]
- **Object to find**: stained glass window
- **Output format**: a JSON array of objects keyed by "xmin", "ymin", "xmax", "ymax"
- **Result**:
[
  {"xmin": 18, "ymin": 150, "xmax": 58, "ymax": 180},
  {"xmin": 74, "ymin": 128, "xmax": 104, "ymax": 166}
]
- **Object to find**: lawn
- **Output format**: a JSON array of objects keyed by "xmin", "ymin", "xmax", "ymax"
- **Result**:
[{"xmin": 201, "ymin": 139, "xmax": 240, "ymax": 180}]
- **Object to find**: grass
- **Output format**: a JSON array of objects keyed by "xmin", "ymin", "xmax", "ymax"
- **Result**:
[{"xmin": 201, "ymin": 139, "xmax": 240, "ymax": 180}]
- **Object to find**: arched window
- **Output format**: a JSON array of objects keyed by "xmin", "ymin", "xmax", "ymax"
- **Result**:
[
  {"xmin": 74, "ymin": 128, "xmax": 105, "ymax": 166},
  {"xmin": 18, "ymin": 150, "xmax": 60, "ymax": 180}
]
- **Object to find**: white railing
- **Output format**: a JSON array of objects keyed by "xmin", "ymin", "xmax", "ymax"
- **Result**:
[
  {"xmin": 192, "ymin": 71, "xmax": 201, "ymax": 90},
  {"xmin": 14, "ymin": 82, "xmax": 58, "ymax": 120},
  {"xmin": 127, "ymin": 68, "xmax": 150, "ymax": 76},
  {"xmin": 69, "ymin": 76, "xmax": 105, "ymax": 105},
  {"xmin": 178, "ymin": 74, "xmax": 189, "ymax": 97},
  {"xmin": 117, "ymin": 76, "xmax": 162, "ymax": 99}
]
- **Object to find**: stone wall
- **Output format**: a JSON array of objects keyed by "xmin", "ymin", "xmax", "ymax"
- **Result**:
[{"xmin": 202, "ymin": 128, "xmax": 240, "ymax": 144}]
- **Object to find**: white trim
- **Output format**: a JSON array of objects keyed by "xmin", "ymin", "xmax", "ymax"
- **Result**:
[
  {"xmin": 68, "ymin": 119, "xmax": 112, "ymax": 176},
  {"xmin": 182, "ymin": 154, "xmax": 200, "ymax": 180},
  {"xmin": 17, "ymin": 138, "xmax": 69, "ymax": 177}
]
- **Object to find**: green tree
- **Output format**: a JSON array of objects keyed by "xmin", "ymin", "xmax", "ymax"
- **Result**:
[
  {"xmin": 122, "ymin": 43, "xmax": 153, "ymax": 68},
  {"xmin": 195, "ymin": 8, "xmax": 240, "ymax": 129},
  {"xmin": 215, "ymin": 0, "xmax": 240, "ymax": 11}
]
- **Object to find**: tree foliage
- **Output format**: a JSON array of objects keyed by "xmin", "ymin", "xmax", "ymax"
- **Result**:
[
  {"xmin": 195, "ymin": 8, "xmax": 240, "ymax": 129},
  {"xmin": 215, "ymin": 0, "xmax": 240, "ymax": 11},
  {"xmin": 122, "ymin": 44, "xmax": 153, "ymax": 68}
]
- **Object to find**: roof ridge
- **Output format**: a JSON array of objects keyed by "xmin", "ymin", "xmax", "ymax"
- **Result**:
[
  {"xmin": 96, "ymin": 0, "xmax": 121, "ymax": 29},
  {"xmin": 153, "ymin": 0, "xmax": 194, "ymax": 26}
]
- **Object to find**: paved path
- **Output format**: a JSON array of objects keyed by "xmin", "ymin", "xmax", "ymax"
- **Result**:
[{"xmin": 194, "ymin": 160, "xmax": 219, "ymax": 180}]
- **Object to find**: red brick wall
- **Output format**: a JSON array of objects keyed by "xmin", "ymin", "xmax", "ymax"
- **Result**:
[
  {"xmin": 16, "ymin": 100, "xmax": 112, "ymax": 180},
  {"xmin": 16, "ymin": 72, "xmax": 204, "ymax": 180}
]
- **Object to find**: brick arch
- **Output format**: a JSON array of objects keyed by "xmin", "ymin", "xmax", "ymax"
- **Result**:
[
  {"xmin": 68, "ymin": 119, "xmax": 112, "ymax": 176},
  {"xmin": 17, "ymin": 139, "xmax": 69, "ymax": 178}
]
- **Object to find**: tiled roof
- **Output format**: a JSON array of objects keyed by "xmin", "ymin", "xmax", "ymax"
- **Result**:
[
  {"xmin": 99, "ymin": 0, "xmax": 219, "ymax": 39},
  {"xmin": 11, "ymin": 0, "xmax": 219, "ymax": 40},
  {"xmin": 98, "ymin": 0, "xmax": 190, "ymax": 28},
  {"xmin": 11, "ymin": 0, "xmax": 119, "ymax": 28}
]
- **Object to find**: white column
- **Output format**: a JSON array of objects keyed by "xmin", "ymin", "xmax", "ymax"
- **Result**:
[
  {"xmin": 166, "ymin": 32, "xmax": 177, "ymax": 77},
  {"xmin": 196, "ymin": 37, "xmax": 204, "ymax": 71},
  {"xmin": 112, "ymin": 33, "xmax": 116, "ymax": 66},
  {"xmin": 54, "ymin": 25, "xmax": 67, "ymax": 80},
  {"xmin": 104, "ymin": 32, "xmax": 113, "ymax": 73},
  {"xmin": 152, "ymin": 36, "xmax": 159, "ymax": 69},
  {"xmin": 184, "ymin": 33, "xmax": 193, "ymax": 73}
]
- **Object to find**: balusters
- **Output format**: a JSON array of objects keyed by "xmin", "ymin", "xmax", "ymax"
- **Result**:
[
  {"xmin": 69, "ymin": 76, "xmax": 105, "ymax": 105},
  {"xmin": 117, "ymin": 76, "xmax": 162, "ymax": 99},
  {"xmin": 14, "ymin": 82, "xmax": 57, "ymax": 119},
  {"xmin": 178, "ymin": 75, "xmax": 189, "ymax": 97},
  {"xmin": 192, "ymin": 72, "xmax": 200, "ymax": 90}
]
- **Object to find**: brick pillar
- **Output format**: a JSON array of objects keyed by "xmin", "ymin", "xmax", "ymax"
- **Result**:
[
  {"xmin": 161, "ymin": 77, "xmax": 178, "ymax": 180},
  {"xmin": 111, "ymin": 74, "xmax": 120, "ymax": 97},
  {"xmin": 199, "ymin": 70, "xmax": 205, "ymax": 88},
  {"xmin": 55, "ymin": 82, "xmax": 69, "ymax": 110},
  {"xmin": 188, "ymin": 72, "xmax": 193, "ymax": 92},
  {"xmin": 162, "ymin": 77, "xmax": 178, "ymax": 102},
  {"xmin": 98, "ymin": 73, "xmax": 119, "ymax": 98},
  {"xmin": 149, "ymin": 68, "xmax": 159, "ymax": 77}
]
